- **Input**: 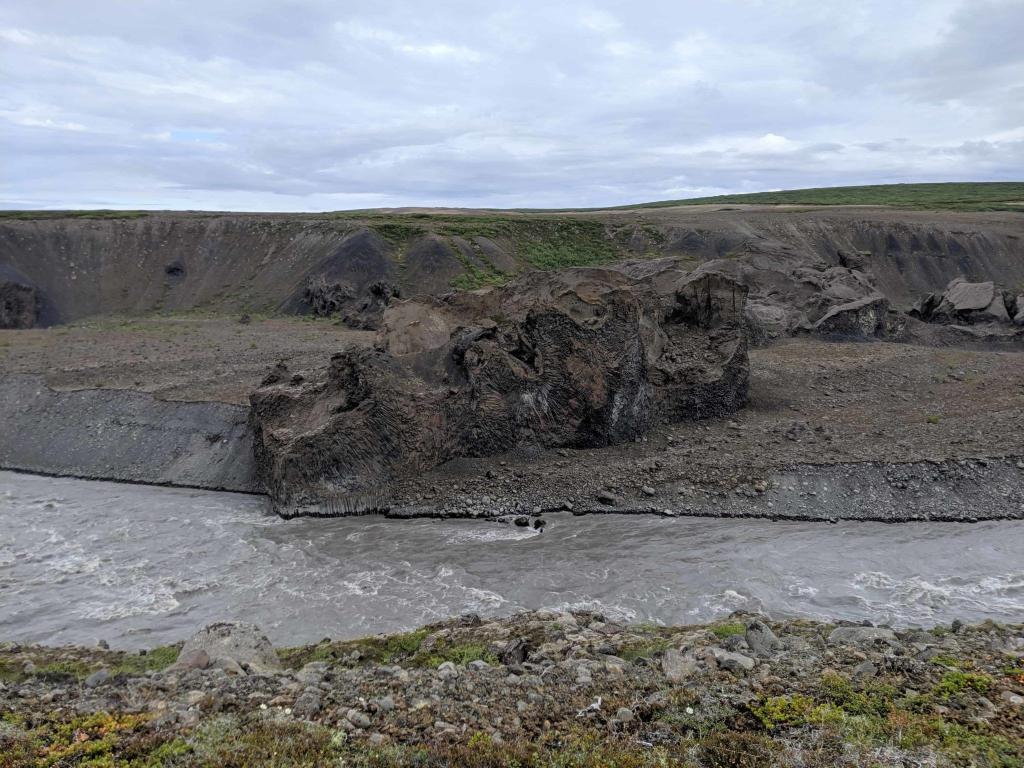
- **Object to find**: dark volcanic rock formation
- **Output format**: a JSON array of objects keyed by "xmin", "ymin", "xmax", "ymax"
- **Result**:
[
  {"xmin": 676, "ymin": 255, "xmax": 899, "ymax": 343},
  {"xmin": 250, "ymin": 266, "xmax": 749, "ymax": 515},
  {"xmin": 0, "ymin": 280, "xmax": 39, "ymax": 328},
  {"xmin": 303, "ymin": 277, "xmax": 400, "ymax": 329}
]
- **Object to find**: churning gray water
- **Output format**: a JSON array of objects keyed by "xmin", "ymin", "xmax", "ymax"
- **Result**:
[{"xmin": 2, "ymin": 470, "xmax": 1022, "ymax": 649}]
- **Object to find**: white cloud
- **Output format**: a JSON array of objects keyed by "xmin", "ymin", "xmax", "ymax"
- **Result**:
[
  {"xmin": 334, "ymin": 19, "xmax": 481, "ymax": 62},
  {"xmin": 579, "ymin": 9, "xmax": 621, "ymax": 34},
  {"xmin": 0, "ymin": 0, "xmax": 1020, "ymax": 210}
]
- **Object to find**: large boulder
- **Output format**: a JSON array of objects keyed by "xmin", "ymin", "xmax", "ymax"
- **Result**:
[
  {"xmin": 1011, "ymin": 294, "xmax": 1024, "ymax": 326},
  {"xmin": 250, "ymin": 266, "xmax": 749, "ymax": 514},
  {"xmin": 930, "ymin": 278, "xmax": 1010, "ymax": 324},
  {"xmin": 0, "ymin": 281, "xmax": 39, "ymax": 329},
  {"xmin": 303, "ymin": 277, "xmax": 400, "ymax": 329},
  {"xmin": 684, "ymin": 255, "xmax": 896, "ymax": 342},
  {"xmin": 177, "ymin": 622, "xmax": 281, "ymax": 675},
  {"xmin": 812, "ymin": 294, "xmax": 889, "ymax": 338}
]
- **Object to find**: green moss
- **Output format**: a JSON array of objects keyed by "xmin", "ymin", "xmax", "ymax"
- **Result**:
[
  {"xmin": 619, "ymin": 636, "xmax": 673, "ymax": 662},
  {"xmin": 711, "ymin": 622, "xmax": 746, "ymax": 640},
  {"xmin": 277, "ymin": 628, "xmax": 431, "ymax": 669},
  {"xmin": 937, "ymin": 721, "xmax": 1022, "ymax": 767},
  {"xmin": 31, "ymin": 659, "xmax": 95, "ymax": 683},
  {"xmin": 412, "ymin": 639, "xmax": 498, "ymax": 668},
  {"xmin": 108, "ymin": 645, "xmax": 180, "ymax": 676},
  {"xmin": 279, "ymin": 628, "xmax": 495, "ymax": 670},
  {"xmin": 189, "ymin": 715, "xmax": 343, "ymax": 767},
  {"xmin": 817, "ymin": 672, "xmax": 895, "ymax": 717},
  {"xmin": 933, "ymin": 670, "xmax": 993, "ymax": 699},
  {"xmin": 750, "ymin": 694, "xmax": 816, "ymax": 730},
  {"xmin": 372, "ymin": 222, "xmax": 424, "ymax": 247},
  {"xmin": 0, "ymin": 711, "xmax": 176, "ymax": 767}
]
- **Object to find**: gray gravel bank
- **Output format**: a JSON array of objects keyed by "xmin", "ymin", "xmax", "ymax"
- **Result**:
[{"xmin": 0, "ymin": 374, "xmax": 259, "ymax": 493}]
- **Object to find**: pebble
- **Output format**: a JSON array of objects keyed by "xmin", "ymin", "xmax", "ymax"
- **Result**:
[
  {"xmin": 292, "ymin": 690, "xmax": 322, "ymax": 720},
  {"xmin": 371, "ymin": 695, "xmax": 396, "ymax": 713},
  {"xmin": 710, "ymin": 648, "xmax": 755, "ymax": 673},
  {"xmin": 662, "ymin": 649, "xmax": 698, "ymax": 682},
  {"xmin": 1000, "ymin": 690, "xmax": 1023, "ymax": 707},
  {"xmin": 852, "ymin": 660, "xmax": 878, "ymax": 679},
  {"xmin": 346, "ymin": 708, "xmax": 371, "ymax": 729}
]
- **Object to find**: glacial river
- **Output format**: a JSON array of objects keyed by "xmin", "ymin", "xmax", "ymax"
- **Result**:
[{"xmin": 1, "ymin": 471, "xmax": 1022, "ymax": 649}]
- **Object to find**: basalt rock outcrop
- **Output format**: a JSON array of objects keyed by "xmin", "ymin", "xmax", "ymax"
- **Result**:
[
  {"xmin": 250, "ymin": 266, "xmax": 749, "ymax": 515},
  {"xmin": 303, "ymin": 277, "xmax": 400, "ymax": 329},
  {"xmin": 0, "ymin": 279, "xmax": 39, "ymax": 329},
  {"xmin": 675, "ymin": 255, "xmax": 902, "ymax": 343},
  {"xmin": 0, "ymin": 264, "xmax": 40, "ymax": 327}
]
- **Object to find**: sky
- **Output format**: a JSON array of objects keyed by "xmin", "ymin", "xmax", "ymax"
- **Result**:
[{"xmin": 1, "ymin": 0, "xmax": 1022, "ymax": 211}]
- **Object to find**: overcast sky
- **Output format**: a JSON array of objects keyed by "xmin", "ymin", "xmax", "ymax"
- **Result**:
[{"xmin": 1, "ymin": 0, "xmax": 1022, "ymax": 210}]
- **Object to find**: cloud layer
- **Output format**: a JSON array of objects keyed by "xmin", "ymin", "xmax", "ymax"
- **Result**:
[{"xmin": 2, "ymin": 0, "xmax": 1022, "ymax": 210}]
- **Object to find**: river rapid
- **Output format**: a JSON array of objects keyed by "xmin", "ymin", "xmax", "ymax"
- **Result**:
[{"xmin": 2, "ymin": 471, "xmax": 1022, "ymax": 649}]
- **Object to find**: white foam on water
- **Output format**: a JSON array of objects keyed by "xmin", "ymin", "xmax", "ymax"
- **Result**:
[
  {"xmin": 76, "ymin": 578, "xmax": 182, "ymax": 620},
  {"xmin": 788, "ymin": 581, "xmax": 819, "ymax": 598},
  {"xmin": 460, "ymin": 586, "xmax": 508, "ymax": 610},
  {"xmin": 703, "ymin": 589, "xmax": 754, "ymax": 614},
  {"xmin": 442, "ymin": 525, "xmax": 539, "ymax": 544},
  {"xmin": 851, "ymin": 571, "xmax": 1024, "ymax": 623}
]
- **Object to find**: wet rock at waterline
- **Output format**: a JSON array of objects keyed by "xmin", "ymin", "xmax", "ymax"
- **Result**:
[{"xmin": 250, "ymin": 266, "xmax": 749, "ymax": 514}]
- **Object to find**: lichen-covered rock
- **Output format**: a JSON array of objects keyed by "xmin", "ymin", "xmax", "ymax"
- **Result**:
[{"xmin": 250, "ymin": 266, "xmax": 749, "ymax": 515}]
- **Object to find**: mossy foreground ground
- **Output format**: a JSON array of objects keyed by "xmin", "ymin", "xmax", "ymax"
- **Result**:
[{"xmin": 2, "ymin": 612, "xmax": 1022, "ymax": 767}]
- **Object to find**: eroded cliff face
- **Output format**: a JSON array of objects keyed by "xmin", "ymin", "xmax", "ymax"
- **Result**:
[
  {"xmin": 249, "ymin": 266, "xmax": 749, "ymax": 514},
  {"xmin": 1, "ymin": 209, "xmax": 1020, "ymax": 330}
]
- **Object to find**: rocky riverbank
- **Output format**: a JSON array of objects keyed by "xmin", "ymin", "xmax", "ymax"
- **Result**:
[{"xmin": 2, "ymin": 613, "xmax": 1022, "ymax": 767}]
